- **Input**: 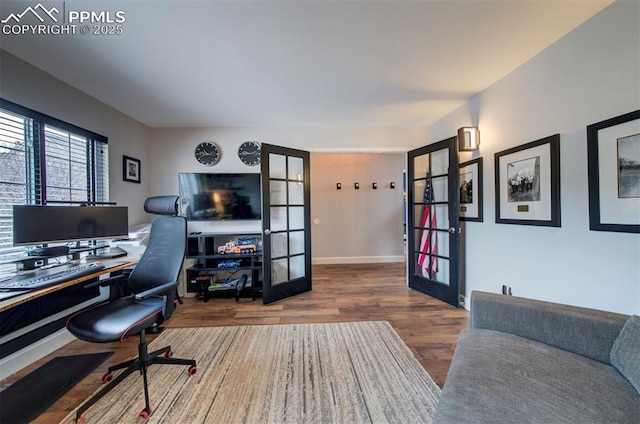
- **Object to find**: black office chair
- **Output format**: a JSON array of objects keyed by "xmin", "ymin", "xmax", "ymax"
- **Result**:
[{"xmin": 66, "ymin": 196, "xmax": 196, "ymax": 422}]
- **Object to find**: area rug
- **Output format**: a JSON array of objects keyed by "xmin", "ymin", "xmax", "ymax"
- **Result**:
[
  {"xmin": 62, "ymin": 321, "xmax": 441, "ymax": 423},
  {"xmin": 0, "ymin": 352, "xmax": 113, "ymax": 424}
]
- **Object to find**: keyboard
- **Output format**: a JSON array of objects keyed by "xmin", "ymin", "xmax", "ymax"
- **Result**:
[{"xmin": 0, "ymin": 263, "xmax": 106, "ymax": 291}]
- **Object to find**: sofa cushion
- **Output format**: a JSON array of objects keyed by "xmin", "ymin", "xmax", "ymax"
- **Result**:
[
  {"xmin": 470, "ymin": 291, "xmax": 629, "ymax": 364},
  {"xmin": 434, "ymin": 329, "xmax": 639, "ymax": 424},
  {"xmin": 611, "ymin": 315, "xmax": 640, "ymax": 394}
]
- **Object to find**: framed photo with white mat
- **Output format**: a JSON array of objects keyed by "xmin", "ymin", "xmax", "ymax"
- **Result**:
[
  {"xmin": 494, "ymin": 134, "xmax": 561, "ymax": 227},
  {"xmin": 459, "ymin": 157, "xmax": 483, "ymax": 222},
  {"xmin": 587, "ymin": 110, "xmax": 640, "ymax": 233}
]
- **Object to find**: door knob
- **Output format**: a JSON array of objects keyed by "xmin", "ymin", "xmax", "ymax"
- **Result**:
[
  {"xmin": 449, "ymin": 227, "xmax": 456, "ymax": 234},
  {"xmin": 264, "ymin": 229, "xmax": 271, "ymax": 235}
]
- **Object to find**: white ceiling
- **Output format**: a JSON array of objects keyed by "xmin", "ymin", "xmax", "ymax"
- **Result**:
[{"xmin": 0, "ymin": 0, "xmax": 612, "ymax": 128}]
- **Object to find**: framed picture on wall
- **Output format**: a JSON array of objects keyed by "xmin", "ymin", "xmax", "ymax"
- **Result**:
[
  {"xmin": 123, "ymin": 155, "xmax": 141, "ymax": 184},
  {"xmin": 494, "ymin": 134, "xmax": 561, "ymax": 227},
  {"xmin": 587, "ymin": 110, "xmax": 640, "ymax": 233},
  {"xmin": 459, "ymin": 157, "xmax": 483, "ymax": 222}
]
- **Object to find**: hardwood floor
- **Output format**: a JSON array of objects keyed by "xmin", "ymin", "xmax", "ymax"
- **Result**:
[{"xmin": 1, "ymin": 263, "xmax": 469, "ymax": 424}]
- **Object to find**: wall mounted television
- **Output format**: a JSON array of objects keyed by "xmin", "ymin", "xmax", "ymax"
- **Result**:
[
  {"xmin": 178, "ymin": 173, "xmax": 261, "ymax": 221},
  {"xmin": 13, "ymin": 205, "xmax": 129, "ymax": 246}
]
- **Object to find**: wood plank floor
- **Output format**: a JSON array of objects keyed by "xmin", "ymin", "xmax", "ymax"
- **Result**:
[{"xmin": 1, "ymin": 263, "xmax": 469, "ymax": 424}]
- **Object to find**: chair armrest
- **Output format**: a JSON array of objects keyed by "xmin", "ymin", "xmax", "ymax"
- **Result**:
[
  {"xmin": 470, "ymin": 291, "xmax": 629, "ymax": 364},
  {"xmin": 134, "ymin": 281, "xmax": 178, "ymax": 300}
]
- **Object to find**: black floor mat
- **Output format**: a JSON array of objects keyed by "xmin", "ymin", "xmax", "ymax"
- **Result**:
[{"xmin": 0, "ymin": 352, "xmax": 113, "ymax": 424}]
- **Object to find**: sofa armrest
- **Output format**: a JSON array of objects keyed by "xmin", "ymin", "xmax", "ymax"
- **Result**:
[{"xmin": 470, "ymin": 291, "xmax": 629, "ymax": 364}]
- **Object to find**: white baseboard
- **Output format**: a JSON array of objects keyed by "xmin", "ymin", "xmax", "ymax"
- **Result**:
[
  {"xmin": 0, "ymin": 329, "xmax": 75, "ymax": 380},
  {"xmin": 313, "ymin": 256, "xmax": 404, "ymax": 265}
]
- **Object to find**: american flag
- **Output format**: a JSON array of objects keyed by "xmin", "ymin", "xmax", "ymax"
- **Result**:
[{"xmin": 417, "ymin": 174, "xmax": 438, "ymax": 278}]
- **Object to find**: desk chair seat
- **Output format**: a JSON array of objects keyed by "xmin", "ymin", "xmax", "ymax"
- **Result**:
[
  {"xmin": 66, "ymin": 197, "xmax": 196, "ymax": 422},
  {"xmin": 67, "ymin": 296, "xmax": 165, "ymax": 343}
]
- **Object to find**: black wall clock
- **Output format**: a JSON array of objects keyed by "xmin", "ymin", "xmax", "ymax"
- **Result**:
[
  {"xmin": 238, "ymin": 141, "xmax": 261, "ymax": 166},
  {"xmin": 195, "ymin": 141, "xmax": 220, "ymax": 166}
]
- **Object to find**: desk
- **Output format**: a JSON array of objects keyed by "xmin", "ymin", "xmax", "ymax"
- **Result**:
[
  {"xmin": 0, "ymin": 257, "xmax": 139, "ymax": 312},
  {"xmin": 0, "ymin": 256, "xmax": 139, "ymax": 379}
]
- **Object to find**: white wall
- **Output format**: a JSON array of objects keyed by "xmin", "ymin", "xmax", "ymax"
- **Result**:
[
  {"xmin": 429, "ymin": 1, "xmax": 640, "ymax": 315},
  {"xmin": 0, "ymin": 50, "xmax": 152, "ymax": 226}
]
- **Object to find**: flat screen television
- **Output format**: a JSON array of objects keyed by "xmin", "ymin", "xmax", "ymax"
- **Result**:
[
  {"xmin": 178, "ymin": 173, "xmax": 261, "ymax": 221},
  {"xmin": 13, "ymin": 205, "xmax": 129, "ymax": 246}
]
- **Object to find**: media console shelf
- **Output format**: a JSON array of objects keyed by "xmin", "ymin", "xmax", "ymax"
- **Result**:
[{"xmin": 185, "ymin": 232, "xmax": 263, "ymax": 302}]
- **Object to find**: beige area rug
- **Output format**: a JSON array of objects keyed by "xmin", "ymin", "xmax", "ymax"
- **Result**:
[{"xmin": 63, "ymin": 321, "xmax": 441, "ymax": 424}]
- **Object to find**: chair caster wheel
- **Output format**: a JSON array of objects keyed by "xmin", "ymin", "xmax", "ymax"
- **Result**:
[
  {"xmin": 138, "ymin": 407, "xmax": 152, "ymax": 419},
  {"xmin": 188, "ymin": 365, "xmax": 197, "ymax": 375},
  {"xmin": 164, "ymin": 350, "xmax": 173, "ymax": 358},
  {"xmin": 102, "ymin": 372, "xmax": 113, "ymax": 383}
]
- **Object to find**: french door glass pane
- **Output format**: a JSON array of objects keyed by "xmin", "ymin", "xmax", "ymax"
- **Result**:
[
  {"xmin": 289, "ymin": 231, "xmax": 305, "ymax": 255},
  {"xmin": 412, "ymin": 222, "xmax": 450, "ymax": 254},
  {"xmin": 288, "ymin": 156, "xmax": 304, "ymax": 181},
  {"xmin": 290, "ymin": 255, "xmax": 305, "ymax": 280},
  {"xmin": 413, "ymin": 253, "xmax": 450, "ymax": 285},
  {"xmin": 431, "ymin": 176, "xmax": 448, "ymax": 202},
  {"xmin": 269, "ymin": 153, "xmax": 286, "ymax": 179},
  {"xmin": 271, "ymin": 232, "xmax": 288, "ymax": 258},
  {"xmin": 270, "ymin": 180, "xmax": 286, "ymax": 205},
  {"xmin": 270, "ymin": 206, "xmax": 287, "ymax": 232},
  {"xmin": 272, "ymin": 258, "xmax": 288, "ymax": 285},
  {"xmin": 413, "ymin": 154, "xmax": 430, "ymax": 174},
  {"xmin": 289, "ymin": 206, "xmax": 304, "ymax": 230},
  {"xmin": 288, "ymin": 181, "xmax": 304, "ymax": 205},
  {"xmin": 431, "ymin": 149, "xmax": 449, "ymax": 175},
  {"xmin": 435, "ymin": 204, "xmax": 449, "ymax": 231}
]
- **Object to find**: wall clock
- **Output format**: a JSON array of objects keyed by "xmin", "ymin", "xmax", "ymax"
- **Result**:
[
  {"xmin": 238, "ymin": 141, "xmax": 261, "ymax": 166},
  {"xmin": 194, "ymin": 141, "xmax": 220, "ymax": 166}
]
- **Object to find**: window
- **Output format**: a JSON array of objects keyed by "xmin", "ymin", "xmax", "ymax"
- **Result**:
[{"xmin": 0, "ymin": 99, "xmax": 108, "ymax": 250}]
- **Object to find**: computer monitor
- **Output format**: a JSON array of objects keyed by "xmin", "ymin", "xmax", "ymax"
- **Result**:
[{"xmin": 12, "ymin": 205, "xmax": 129, "ymax": 246}]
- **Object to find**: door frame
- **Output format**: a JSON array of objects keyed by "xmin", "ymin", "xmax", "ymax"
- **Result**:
[
  {"xmin": 260, "ymin": 143, "xmax": 312, "ymax": 304},
  {"xmin": 406, "ymin": 136, "xmax": 461, "ymax": 307}
]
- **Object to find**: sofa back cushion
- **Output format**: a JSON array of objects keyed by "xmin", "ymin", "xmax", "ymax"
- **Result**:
[
  {"xmin": 611, "ymin": 315, "xmax": 640, "ymax": 394},
  {"xmin": 470, "ymin": 291, "xmax": 629, "ymax": 364}
]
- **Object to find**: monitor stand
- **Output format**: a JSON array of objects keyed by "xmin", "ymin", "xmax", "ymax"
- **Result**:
[{"xmin": 85, "ymin": 246, "xmax": 127, "ymax": 260}]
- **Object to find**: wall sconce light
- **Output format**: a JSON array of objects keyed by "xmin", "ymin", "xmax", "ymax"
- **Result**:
[
  {"xmin": 336, "ymin": 183, "xmax": 342, "ymax": 190},
  {"xmin": 390, "ymin": 182, "xmax": 396, "ymax": 189},
  {"xmin": 354, "ymin": 182, "xmax": 360, "ymax": 190},
  {"xmin": 372, "ymin": 182, "xmax": 377, "ymax": 189},
  {"xmin": 458, "ymin": 126, "xmax": 480, "ymax": 151}
]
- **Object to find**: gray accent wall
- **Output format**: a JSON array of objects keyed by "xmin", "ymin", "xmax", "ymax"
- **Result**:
[
  {"xmin": 310, "ymin": 153, "xmax": 405, "ymax": 264},
  {"xmin": 0, "ymin": 50, "xmax": 152, "ymax": 227}
]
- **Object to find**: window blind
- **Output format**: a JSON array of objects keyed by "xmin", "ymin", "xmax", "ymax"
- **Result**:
[{"xmin": 0, "ymin": 99, "xmax": 109, "ymax": 251}]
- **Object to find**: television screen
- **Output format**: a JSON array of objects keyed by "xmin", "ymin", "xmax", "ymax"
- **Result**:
[
  {"xmin": 178, "ymin": 173, "xmax": 261, "ymax": 221},
  {"xmin": 13, "ymin": 205, "xmax": 129, "ymax": 246}
]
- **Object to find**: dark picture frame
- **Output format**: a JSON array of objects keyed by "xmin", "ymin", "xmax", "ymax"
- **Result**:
[
  {"xmin": 495, "ymin": 134, "xmax": 560, "ymax": 227},
  {"xmin": 123, "ymin": 155, "xmax": 141, "ymax": 184},
  {"xmin": 459, "ymin": 157, "xmax": 483, "ymax": 222},
  {"xmin": 587, "ymin": 110, "xmax": 640, "ymax": 233}
]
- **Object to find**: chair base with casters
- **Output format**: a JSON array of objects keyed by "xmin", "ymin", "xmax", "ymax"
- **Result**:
[
  {"xmin": 74, "ymin": 329, "xmax": 197, "ymax": 422},
  {"xmin": 67, "ymin": 281, "xmax": 198, "ymax": 422}
]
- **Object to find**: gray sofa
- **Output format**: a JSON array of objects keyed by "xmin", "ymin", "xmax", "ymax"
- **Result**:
[{"xmin": 434, "ymin": 291, "xmax": 639, "ymax": 423}]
